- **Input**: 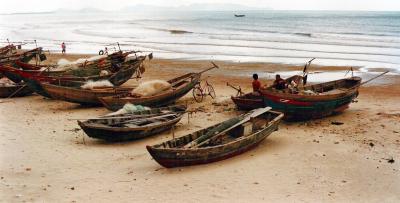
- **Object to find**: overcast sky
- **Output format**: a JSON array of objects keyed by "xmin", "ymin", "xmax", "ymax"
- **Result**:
[{"xmin": 2, "ymin": 0, "xmax": 400, "ymax": 13}]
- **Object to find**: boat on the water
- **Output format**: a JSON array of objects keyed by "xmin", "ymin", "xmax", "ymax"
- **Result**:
[
  {"xmin": 78, "ymin": 105, "xmax": 186, "ymax": 142},
  {"xmin": 146, "ymin": 107, "xmax": 283, "ymax": 168},
  {"xmin": 234, "ymin": 14, "xmax": 245, "ymax": 17}
]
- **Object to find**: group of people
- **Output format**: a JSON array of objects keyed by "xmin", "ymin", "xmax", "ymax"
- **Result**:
[{"xmin": 252, "ymin": 73, "xmax": 288, "ymax": 93}]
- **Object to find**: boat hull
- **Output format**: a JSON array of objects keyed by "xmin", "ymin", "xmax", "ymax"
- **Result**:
[
  {"xmin": 231, "ymin": 94, "xmax": 264, "ymax": 110},
  {"xmin": 99, "ymin": 74, "xmax": 200, "ymax": 111},
  {"xmin": 261, "ymin": 91, "xmax": 358, "ymax": 121},
  {"xmin": 146, "ymin": 111, "xmax": 282, "ymax": 168},
  {"xmin": 41, "ymin": 83, "xmax": 132, "ymax": 105},
  {"xmin": 0, "ymin": 84, "xmax": 33, "ymax": 98},
  {"xmin": 78, "ymin": 119, "xmax": 180, "ymax": 142}
]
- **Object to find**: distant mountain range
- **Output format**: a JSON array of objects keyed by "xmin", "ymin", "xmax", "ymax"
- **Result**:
[
  {"xmin": 3, "ymin": 3, "xmax": 272, "ymax": 15},
  {"xmin": 51, "ymin": 3, "xmax": 271, "ymax": 14},
  {"xmin": 121, "ymin": 3, "xmax": 272, "ymax": 12}
]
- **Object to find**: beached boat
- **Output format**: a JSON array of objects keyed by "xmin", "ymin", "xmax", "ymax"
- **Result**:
[
  {"xmin": 0, "ymin": 56, "xmax": 145, "ymax": 97},
  {"xmin": 14, "ymin": 50, "xmax": 134, "ymax": 71},
  {"xmin": 146, "ymin": 107, "xmax": 283, "ymax": 168},
  {"xmin": 0, "ymin": 83, "xmax": 33, "ymax": 98},
  {"xmin": 99, "ymin": 73, "xmax": 200, "ymax": 111},
  {"xmin": 0, "ymin": 45, "xmax": 16, "ymax": 56},
  {"xmin": 41, "ymin": 82, "xmax": 135, "ymax": 105},
  {"xmin": 0, "ymin": 47, "xmax": 44, "ymax": 66},
  {"xmin": 259, "ymin": 76, "xmax": 362, "ymax": 120},
  {"xmin": 99, "ymin": 63, "xmax": 218, "ymax": 111},
  {"xmin": 78, "ymin": 105, "xmax": 186, "ymax": 142},
  {"xmin": 231, "ymin": 93, "xmax": 264, "ymax": 110}
]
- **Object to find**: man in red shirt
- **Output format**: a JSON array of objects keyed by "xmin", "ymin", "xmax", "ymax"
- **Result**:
[
  {"xmin": 61, "ymin": 42, "xmax": 66, "ymax": 54},
  {"xmin": 252, "ymin": 73, "xmax": 261, "ymax": 92}
]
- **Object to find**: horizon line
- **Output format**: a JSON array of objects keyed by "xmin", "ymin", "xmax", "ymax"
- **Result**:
[{"xmin": 1, "ymin": 9, "xmax": 400, "ymax": 15}]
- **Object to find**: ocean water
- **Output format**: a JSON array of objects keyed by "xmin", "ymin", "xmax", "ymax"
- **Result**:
[{"xmin": 0, "ymin": 10, "xmax": 399, "ymax": 73}]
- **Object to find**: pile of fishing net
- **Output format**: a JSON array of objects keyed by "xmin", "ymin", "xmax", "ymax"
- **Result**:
[
  {"xmin": 300, "ymin": 90, "xmax": 318, "ymax": 95},
  {"xmin": 54, "ymin": 55, "xmax": 107, "ymax": 72},
  {"xmin": 81, "ymin": 80, "xmax": 113, "ymax": 89},
  {"xmin": 131, "ymin": 80, "xmax": 171, "ymax": 97},
  {"xmin": 106, "ymin": 103, "xmax": 151, "ymax": 116},
  {"xmin": 0, "ymin": 78, "xmax": 16, "ymax": 87}
]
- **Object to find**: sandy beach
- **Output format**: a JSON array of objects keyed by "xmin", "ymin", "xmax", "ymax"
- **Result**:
[{"xmin": 1, "ymin": 53, "xmax": 399, "ymax": 202}]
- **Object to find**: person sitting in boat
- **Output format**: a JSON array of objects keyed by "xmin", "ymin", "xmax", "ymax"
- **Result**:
[
  {"xmin": 252, "ymin": 73, "xmax": 261, "ymax": 94},
  {"xmin": 272, "ymin": 74, "xmax": 286, "ymax": 90}
]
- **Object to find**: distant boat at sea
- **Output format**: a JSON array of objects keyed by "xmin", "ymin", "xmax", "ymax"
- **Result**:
[{"xmin": 234, "ymin": 14, "xmax": 245, "ymax": 17}]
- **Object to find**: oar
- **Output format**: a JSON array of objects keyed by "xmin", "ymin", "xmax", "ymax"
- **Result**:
[
  {"xmin": 184, "ymin": 107, "xmax": 271, "ymax": 148},
  {"xmin": 359, "ymin": 71, "xmax": 389, "ymax": 86},
  {"xmin": 196, "ymin": 61, "xmax": 220, "ymax": 75}
]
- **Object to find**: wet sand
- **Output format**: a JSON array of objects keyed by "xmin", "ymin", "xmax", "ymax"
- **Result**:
[{"xmin": 0, "ymin": 53, "xmax": 399, "ymax": 202}]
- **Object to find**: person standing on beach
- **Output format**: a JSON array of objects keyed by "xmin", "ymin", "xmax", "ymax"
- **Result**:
[
  {"xmin": 61, "ymin": 42, "xmax": 66, "ymax": 54},
  {"xmin": 252, "ymin": 73, "xmax": 261, "ymax": 93}
]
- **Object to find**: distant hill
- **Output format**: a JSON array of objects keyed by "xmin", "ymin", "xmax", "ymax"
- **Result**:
[
  {"xmin": 121, "ymin": 3, "xmax": 272, "ymax": 12},
  {"xmin": 7, "ymin": 3, "xmax": 272, "ymax": 15},
  {"xmin": 54, "ymin": 7, "xmax": 104, "ymax": 13}
]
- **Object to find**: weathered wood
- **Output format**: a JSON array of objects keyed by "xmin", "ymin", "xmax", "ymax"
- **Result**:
[
  {"xmin": 78, "ymin": 105, "xmax": 186, "ymax": 142},
  {"xmin": 146, "ymin": 109, "xmax": 284, "ymax": 168},
  {"xmin": 191, "ymin": 107, "xmax": 271, "ymax": 148}
]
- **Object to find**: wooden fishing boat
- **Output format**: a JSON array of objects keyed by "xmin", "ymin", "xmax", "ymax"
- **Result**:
[
  {"xmin": 78, "ymin": 105, "xmax": 186, "ymax": 142},
  {"xmin": 0, "ymin": 83, "xmax": 33, "ymax": 98},
  {"xmin": 259, "ymin": 76, "xmax": 362, "ymax": 120},
  {"xmin": 41, "ymin": 82, "xmax": 135, "ymax": 105},
  {"xmin": 146, "ymin": 107, "xmax": 283, "ymax": 168},
  {"xmin": 231, "ymin": 93, "xmax": 264, "ymax": 110},
  {"xmin": 99, "ymin": 73, "xmax": 200, "ymax": 111},
  {"xmin": 0, "ymin": 44, "xmax": 16, "ymax": 56},
  {"xmin": 99, "ymin": 63, "xmax": 218, "ymax": 111},
  {"xmin": 0, "ymin": 57, "xmax": 145, "ymax": 97},
  {"xmin": 0, "ymin": 47, "xmax": 44, "ymax": 66}
]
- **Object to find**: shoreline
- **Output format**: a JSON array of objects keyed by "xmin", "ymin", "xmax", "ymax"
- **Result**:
[{"xmin": 40, "ymin": 52, "xmax": 400, "ymax": 86}]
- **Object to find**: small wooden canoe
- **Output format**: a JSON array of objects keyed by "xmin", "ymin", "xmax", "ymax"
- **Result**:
[
  {"xmin": 78, "ymin": 105, "xmax": 187, "ymax": 142},
  {"xmin": 146, "ymin": 107, "xmax": 283, "ymax": 168},
  {"xmin": 99, "ymin": 72, "xmax": 201, "ymax": 111},
  {"xmin": 0, "ymin": 83, "xmax": 33, "ymax": 98},
  {"xmin": 41, "ymin": 82, "xmax": 134, "ymax": 105},
  {"xmin": 231, "ymin": 93, "xmax": 264, "ymax": 110}
]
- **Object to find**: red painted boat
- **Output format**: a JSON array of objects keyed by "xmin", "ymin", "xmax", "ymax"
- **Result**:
[
  {"xmin": 231, "ymin": 76, "xmax": 361, "ymax": 121},
  {"xmin": 0, "ymin": 56, "xmax": 146, "ymax": 97}
]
